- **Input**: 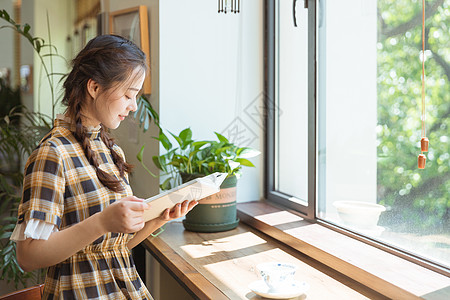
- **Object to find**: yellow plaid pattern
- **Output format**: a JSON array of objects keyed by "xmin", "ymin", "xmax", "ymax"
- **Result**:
[{"xmin": 17, "ymin": 118, "xmax": 152, "ymax": 299}]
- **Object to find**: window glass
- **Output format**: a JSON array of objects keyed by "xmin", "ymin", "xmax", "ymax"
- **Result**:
[
  {"xmin": 275, "ymin": 0, "xmax": 308, "ymax": 204},
  {"xmin": 317, "ymin": 0, "xmax": 449, "ymax": 268}
]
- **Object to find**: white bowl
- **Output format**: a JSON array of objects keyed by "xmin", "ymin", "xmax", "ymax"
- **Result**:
[
  {"xmin": 256, "ymin": 262, "xmax": 297, "ymax": 292},
  {"xmin": 333, "ymin": 201, "xmax": 386, "ymax": 229}
]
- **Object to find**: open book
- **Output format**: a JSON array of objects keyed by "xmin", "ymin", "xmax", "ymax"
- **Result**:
[{"xmin": 142, "ymin": 172, "xmax": 228, "ymax": 222}]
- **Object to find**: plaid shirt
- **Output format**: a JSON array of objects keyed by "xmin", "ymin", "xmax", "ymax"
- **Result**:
[{"xmin": 17, "ymin": 117, "xmax": 152, "ymax": 299}]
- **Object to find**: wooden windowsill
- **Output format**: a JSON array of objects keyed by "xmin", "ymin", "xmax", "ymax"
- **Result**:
[
  {"xmin": 142, "ymin": 200, "xmax": 449, "ymax": 299},
  {"xmin": 143, "ymin": 220, "xmax": 387, "ymax": 299},
  {"xmin": 237, "ymin": 201, "xmax": 450, "ymax": 300}
]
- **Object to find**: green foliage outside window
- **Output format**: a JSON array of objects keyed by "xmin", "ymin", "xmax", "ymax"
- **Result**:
[{"xmin": 377, "ymin": 0, "xmax": 449, "ymax": 234}]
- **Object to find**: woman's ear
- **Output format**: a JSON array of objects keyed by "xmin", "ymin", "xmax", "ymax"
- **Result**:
[{"xmin": 86, "ymin": 79, "xmax": 100, "ymax": 99}]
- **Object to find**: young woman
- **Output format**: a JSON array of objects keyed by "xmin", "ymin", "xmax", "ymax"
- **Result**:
[{"xmin": 11, "ymin": 34, "xmax": 197, "ymax": 299}]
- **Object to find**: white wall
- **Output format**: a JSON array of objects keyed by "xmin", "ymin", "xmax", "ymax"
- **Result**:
[{"xmin": 159, "ymin": 0, "xmax": 264, "ymax": 203}]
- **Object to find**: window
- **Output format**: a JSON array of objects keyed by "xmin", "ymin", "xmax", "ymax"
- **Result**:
[
  {"xmin": 266, "ymin": 0, "xmax": 314, "ymax": 217},
  {"xmin": 266, "ymin": 0, "xmax": 449, "ymax": 271}
]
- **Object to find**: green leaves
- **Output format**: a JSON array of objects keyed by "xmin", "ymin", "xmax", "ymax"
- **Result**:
[
  {"xmin": 179, "ymin": 128, "xmax": 193, "ymax": 145},
  {"xmin": 0, "ymin": 9, "xmax": 11, "ymax": 21},
  {"xmin": 0, "ymin": 10, "xmax": 46, "ymax": 55},
  {"xmin": 376, "ymin": 0, "xmax": 449, "ymax": 233},
  {"xmin": 23, "ymin": 23, "xmax": 30, "ymax": 34},
  {"xmin": 152, "ymin": 127, "xmax": 260, "ymax": 190},
  {"xmin": 215, "ymin": 132, "xmax": 229, "ymax": 143},
  {"xmin": 0, "ymin": 9, "xmax": 83, "ymax": 287},
  {"xmin": 235, "ymin": 158, "xmax": 255, "ymax": 167},
  {"xmin": 134, "ymin": 95, "xmax": 161, "ymax": 133},
  {"xmin": 1, "ymin": 9, "xmax": 68, "ymax": 119},
  {"xmin": 0, "ymin": 105, "xmax": 51, "ymax": 286},
  {"xmin": 170, "ymin": 127, "xmax": 193, "ymax": 150},
  {"xmin": 237, "ymin": 147, "xmax": 261, "ymax": 158},
  {"xmin": 136, "ymin": 144, "xmax": 157, "ymax": 177}
]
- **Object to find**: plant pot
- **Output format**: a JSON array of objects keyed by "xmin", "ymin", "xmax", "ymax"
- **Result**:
[
  {"xmin": 333, "ymin": 201, "xmax": 386, "ymax": 229},
  {"xmin": 181, "ymin": 173, "xmax": 240, "ymax": 232}
]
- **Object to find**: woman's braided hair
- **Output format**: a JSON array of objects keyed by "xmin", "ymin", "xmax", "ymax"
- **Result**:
[{"xmin": 62, "ymin": 35, "xmax": 147, "ymax": 192}]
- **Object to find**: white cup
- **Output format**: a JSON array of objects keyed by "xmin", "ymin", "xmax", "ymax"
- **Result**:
[{"xmin": 256, "ymin": 262, "xmax": 297, "ymax": 292}]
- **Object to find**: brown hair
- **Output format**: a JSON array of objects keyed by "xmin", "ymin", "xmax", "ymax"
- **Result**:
[{"xmin": 62, "ymin": 34, "xmax": 148, "ymax": 192}]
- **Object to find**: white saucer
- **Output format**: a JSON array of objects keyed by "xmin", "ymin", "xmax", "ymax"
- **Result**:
[{"xmin": 248, "ymin": 280, "xmax": 309, "ymax": 299}]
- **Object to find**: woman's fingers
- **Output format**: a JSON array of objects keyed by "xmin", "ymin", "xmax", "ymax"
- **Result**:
[
  {"xmin": 171, "ymin": 203, "xmax": 182, "ymax": 218},
  {"xmin": 127, "ymin": 200, "xmax": 150, "ymax": 231},
  {"xmin": 162, "ymin": 200, "xmax": 199, "ymax": 221},
  {"xmin": 129, "ymin": 201, "xmax": 150, "ymax": 212},
  {"xmin": 100, "ymin": 196, "xmax": 151, "ymax": 233},
  {"xmin": 123, "ymin": 196, "xmax": 150, "ymax": 211},
  {"xmin": 163, "ymin": 208, "xmax": 171, "ymax": 220},
  {"xmin": 187, "ymin": 200, "xmax": 198, "ymax": 211}
]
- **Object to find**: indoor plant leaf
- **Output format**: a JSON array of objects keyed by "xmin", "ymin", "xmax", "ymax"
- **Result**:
[
  {"xmin": 234, "ymin": 158, "xmax": 255, "ymax": 168},
  {"xmin": 237, "ymin": 147, "xmax": 261, "ymax": 158},
  {"xmin": 214, "ymin": 132, "xmax": 229, "ymax": 143}
]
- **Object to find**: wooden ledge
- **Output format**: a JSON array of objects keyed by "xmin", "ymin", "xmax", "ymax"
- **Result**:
[
  {"xmin": 143, "ymin": 234, "xmax": 228, "ymax": 299},
  {"xmin": 143, "ymin": 220, "xmax": 392, "ymax": 299},
  {"xmin": 237, "ymin": 201, "xmax": 450, "ymax": 300}
]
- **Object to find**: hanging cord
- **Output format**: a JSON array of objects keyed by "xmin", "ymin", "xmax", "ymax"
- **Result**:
[
  {"xmin": 418, "ymin": 0, "xmax": 428, "ymax": 169},
  {"xmin": 421, "ymin": 0, "xmax": 426, "ymax": 139}
]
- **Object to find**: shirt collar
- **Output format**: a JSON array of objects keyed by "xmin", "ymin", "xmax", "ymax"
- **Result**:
[{"xmin": 55, "ymin": 114, "xmax": 101, "ymax": 140}]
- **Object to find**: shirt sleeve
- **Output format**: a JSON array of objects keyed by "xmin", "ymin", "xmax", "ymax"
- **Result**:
[
  {"xmin": 15, "ymin": 142, "xmax": 65, "ymax": 233},
  {"xmin": 10, "ymin": 219, "xmax": 58, "ymax": 241}
]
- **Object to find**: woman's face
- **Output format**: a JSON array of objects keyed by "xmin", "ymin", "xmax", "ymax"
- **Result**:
[{"xmin": 84, "ymin": 68, "xmax": 145, "ymax": 129}]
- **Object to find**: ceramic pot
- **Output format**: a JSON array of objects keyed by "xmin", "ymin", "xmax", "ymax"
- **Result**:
[
  {"xmin": 333, "ymin": 201, "xmax": 386, "ymax": 229},
  {"xmin": 181, "ymin": 173, "xmax": 240, "ymax": 232}
]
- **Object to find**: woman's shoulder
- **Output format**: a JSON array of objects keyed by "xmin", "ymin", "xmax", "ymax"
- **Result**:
[
  {"xmin": 30, "ymin": 126, "xmax": 78, "ymax": 159},
  {"xmin": 42, "ymin": 125, "xmax": 78, "ymax": 147}
]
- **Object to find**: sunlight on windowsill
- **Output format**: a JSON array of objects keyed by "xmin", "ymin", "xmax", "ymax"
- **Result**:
[
  {"xmin": 238, "ymin": 201, "xmax": 450, "ymax": 299},
  {"xmin": 254, "ymin": 210, "xmax": 305, "ymax": 226},
  {"xmin": 180, "ymin": 231, "xmax": 267, "ymax": 259}
]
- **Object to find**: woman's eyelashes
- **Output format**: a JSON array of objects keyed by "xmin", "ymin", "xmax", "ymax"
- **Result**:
[{"xmin": 125, "ymin": 93, "xmax": 139, "ymax": 100}]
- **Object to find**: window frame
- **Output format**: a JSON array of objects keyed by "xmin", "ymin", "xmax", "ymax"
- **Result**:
[
  {"xmin": 265, "ymin": 0, "xmax": 316, "ymax": 219},
  {"xmin": 264, "ymin": 0, "xmax": 450, "ymax": 277}
]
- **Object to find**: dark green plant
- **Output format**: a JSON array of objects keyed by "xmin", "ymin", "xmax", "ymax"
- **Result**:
[
  {"xmin": 0, "ymin": 78, "xmax": 21, "ymax": 120},
  {"xmin": 0, "ymin": 107, "xmax": 51, "ymax": 288},
  {"xmin": 138, "ymin": 127, "xmax": 260, "ymax": 190},
  {"xmin": 0, "ymin": 8, "xmax": 62, "ymax": 288},
  {"xmin": 134, "ymin": 94, "xmax": 161, "ymax": 133}
]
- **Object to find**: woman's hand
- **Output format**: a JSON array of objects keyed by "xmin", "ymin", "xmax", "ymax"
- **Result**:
[
  {"xmin": 159, "ymin": 200, "xmax": 198, "ymax": 222},
  {"xmin": 99, "ymin": 196, "xmax": 150, "ymax": 234}
]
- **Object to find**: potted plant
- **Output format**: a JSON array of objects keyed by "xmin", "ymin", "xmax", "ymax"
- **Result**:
[{"xmin": 140, "ymin": 127, "xmax": 260, "ymax": 232}]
